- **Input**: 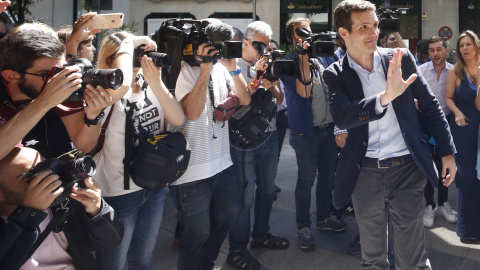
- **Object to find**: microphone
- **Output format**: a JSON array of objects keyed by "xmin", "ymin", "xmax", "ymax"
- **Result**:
[{"xmin": 205, "ymin": 22, "xmax": 234, "ymax": 43}]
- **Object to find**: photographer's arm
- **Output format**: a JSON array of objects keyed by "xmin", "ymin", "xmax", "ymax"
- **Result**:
[
  {"xmin": 141, "ymin": 55, "xmax": 185, "ymax": 126},
  {"xmin": 65, "ymin": 13, "xmax": 100, "ymax": 61},
  {"xmin": 393, "ymin": 32, "xmax": 407, "ymax": 48},
  {"xmin": 220, "ymin": 58, "xmax": 251, "ymax": 105},
  {"xmin": 296, "ymin": 39, "xmax": 313, "ymax": 98},
  {"xmin": 181, "ymin": 43, "xmax": 216, "ymax": 121},
  {"xmin": 0, "ymin": 67, "xmax": 82, "ymax": 159}
]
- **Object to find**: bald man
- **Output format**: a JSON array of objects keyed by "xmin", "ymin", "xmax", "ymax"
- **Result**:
[{"xmin": 0, "ymin": 147, "xmax": 123, "ymax": 270}]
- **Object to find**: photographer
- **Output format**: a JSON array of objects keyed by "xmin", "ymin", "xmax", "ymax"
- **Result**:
[
  {"xmin": 281, "ymin": 17, "xmax": 346, "ymax": 251},
  {"xmin": 168, "ymin": 19, "xmax": 250, "ymax": 270},
  {"xmin": 0, "ymin": 24, "xmax": 112, "ymax": 160},
  {"xmin": 93, "ymin": 31, "xmax": 185, "ymax": 270},
  {"xmin": 0, "ymin": 147, "xmax": 123, "ymax": 270},
  {"xmin": 225, "ymin": 21, "xmax": 287, "ymax": 270}
]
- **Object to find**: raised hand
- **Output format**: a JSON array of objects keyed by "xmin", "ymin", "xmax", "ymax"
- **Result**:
[
  {"xmin": 84, "ymin": 85, "xmax": 112, "ymax": 119},
  {"xmin": 380, "ymin": 49, "xmax": 418, "ymax": 106},
  {"xmin": 70, "ymin": 177, "xmax": 102, "ymax": 217},
  {"xmin": 141, "ymin": 55, "xmax": 162, "ymax": 89},
  {"xmin": 0, "ymin": 1, "xmax": 11, "ymax": 13},
  {"xmin": 36, "ymin": 66, "xmax": 83, "ymax": 108}
]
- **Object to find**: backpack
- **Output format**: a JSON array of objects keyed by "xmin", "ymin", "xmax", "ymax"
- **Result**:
[{"xmin": 228, "ymin": 87, "xmax": 277, "ymax": 148}]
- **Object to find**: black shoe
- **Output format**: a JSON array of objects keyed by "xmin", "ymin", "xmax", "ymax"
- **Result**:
[
  {"xmin": 226, "ymin": 249, "xmax": 261, "ymax": 270},
  {"xmin": 275, "ymin": 185, "xmax": 281, "ymax": 193},
  {"xmin": 347, "ymin": 234, "xmax": 361, "ymax": 255},
  {"xmin": 460, "ymin": 237, "xmax": 480, "ymax": 244}
]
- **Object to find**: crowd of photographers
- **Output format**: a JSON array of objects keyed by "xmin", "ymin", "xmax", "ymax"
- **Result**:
[{"xmin": 1, "ymin": 0, "xmax": 480, "ymax": 269}]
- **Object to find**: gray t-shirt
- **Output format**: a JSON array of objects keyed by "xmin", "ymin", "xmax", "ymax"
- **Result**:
[{"xmin": 311, "ymin": 59, "xmax": 333, "ymax": 127}]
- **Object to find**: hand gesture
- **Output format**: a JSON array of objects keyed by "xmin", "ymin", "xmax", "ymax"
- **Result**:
[
  {"xmin": 22, "ymin": 170, "xmax": 64, "ymax": 211},
  {"xmin": 70, "ymin": 177, "xmax": 102, "ymax": 217},
  {"xmin": 197, "ymin": 43, "xmax": 218, "ymax": 70},
  {"xmin": 141, "ymin": 55, "xmax": 162, "ymax": 89},
  {"xmin": 219, "ymin": 58, "xmax": 237, "ymax": 72},
  {"xmin": 84, "ymin": 85, "xmax": 112, "ymax": 120},
  {"xmin": 0, "ymin": 1, "xmax": 11, "ymax": 13},
  {"xmin": 381, "ymin": 49, "xmax": 417, "ymax": 106},
  {"xmin": 441, "ymin": 155, "xmax": 457, "ymax": 187},
  {"xmin": 70, "ymin": 13, "xmax": 100, "ymax": 44},
  {"xmin": 36, "ymin": 66, "xmax": 83, "ymax": 108},
  {"xmin": 255, "ymin": 57, "xmax": 269, "ymax": 72}
]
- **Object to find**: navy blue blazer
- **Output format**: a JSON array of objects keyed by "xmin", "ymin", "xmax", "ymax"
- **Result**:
[{"xmin": 323, "ymin": 48, "xmax": 456, "ymax": 209}]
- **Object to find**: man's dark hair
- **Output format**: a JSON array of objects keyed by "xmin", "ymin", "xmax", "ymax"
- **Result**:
[
  {"xmin": 334, "ymin": 0, "xmax": 376, "ymax": 33},
  {"xmin": 0, "ymin": 29, "xmax": 65, "ymax": 73},
  {"xmin": 428, "ymin": 36, "xmax": 447, "ymax": 49},
  {"xmin": 270, "ymin": 39, "xmax": 279, "ymax": 48},
  {"xmin": 416, "ymin": 39, "xmax": 429, "ymax": 54},
  {"xmin": 285, "ymin": 17, "xmax": 310, "ymax": 43}
]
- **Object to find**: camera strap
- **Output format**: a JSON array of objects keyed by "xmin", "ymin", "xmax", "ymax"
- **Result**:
[{"xmin": 17, "ymin": 207, "xmax": 68, "ymax": 269}]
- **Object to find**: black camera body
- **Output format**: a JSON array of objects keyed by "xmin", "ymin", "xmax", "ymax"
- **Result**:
[
  {"xmin": 56, "ymin": 58, "xmax": 124, "ymax": 102},
  {"xmin": 26, "ymin": 156, "xmax": 97, "ymax": 207},
  {"xmin": 133, "ymin": 46, "xmax": 171, "ymax": 68},
  {"xmin": 377, "ymin": 1, "xmax": 409, "ymax": 33},
  {"xmin": 294, "ymin": 28, "xmax": 338, "ymax": 58},
  {"xmin": 263, "ymin": 50, "xmax": 296, "ymax": 81}
]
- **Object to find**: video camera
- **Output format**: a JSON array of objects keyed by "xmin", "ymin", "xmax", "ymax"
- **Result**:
[
  {"xmin": 26, "ymin": 156, "xmax": 96, "ymax": 207},
  {"xmin": 262, "ymin": 50, "xmax": 296, "ymax": 81},
  {"xmin": 151, "ymin": 19, "xmax": 243, "ymax": 90},
  {"xmin": 49, "ymin": 58, "xmax": 123, "ymax": 102},
  {"xmin": 377, "ymin": 0, "xmax": 409, "ymax": 33},
  {"xmin": 133, "ymin": 46, "xmax": 171, "ymax": 68},
  {"xmin": 294, "ymin": 28, "xmax": 338, "ymax": 57}
]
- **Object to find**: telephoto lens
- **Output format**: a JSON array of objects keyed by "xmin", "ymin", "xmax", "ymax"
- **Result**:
[{"xmin": 133, "ymin": 46, "xmax": 171, "ymax": 68}]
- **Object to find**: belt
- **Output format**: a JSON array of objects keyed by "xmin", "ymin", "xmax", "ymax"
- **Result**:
[
  {"xmin": 315, "ymin": 122, "xmax": 333, "ymax": 129},
  {"xmin": 363, "ymin": 154, "xmax": 413, "ymax": 169}
]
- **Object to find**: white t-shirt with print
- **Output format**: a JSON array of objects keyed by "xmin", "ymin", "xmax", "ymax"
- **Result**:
[
  {"xmin": 169, "ymin": 61, "xmax": 233, "ymax": 185},
  {"xmin": 94, "ymin": 87, "xmax": 165, "ymax": 197}
]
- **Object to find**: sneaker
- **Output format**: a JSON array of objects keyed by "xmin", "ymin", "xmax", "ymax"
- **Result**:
[
  {"xmin": 423, "ymin": 205, "xmax": 435, "ymax": 228},
  {"xmin": 347, "ymin": 234, "xmax": 361, "ymax": 255},
  {"xmin": 296, "ymin": 227, "xmax": 315, "ymax": 250},
  {"xmin": 437, "ymin": 202, "xmax": 457, "ymax": 224},
  {"xmin": 316, "ymin": 215, "xmax": 347, "ymax": 232}
]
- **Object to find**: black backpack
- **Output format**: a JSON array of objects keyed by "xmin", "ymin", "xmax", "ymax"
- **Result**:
[{"xmin": 228, "ymin": 88, "xmax": 277, "ymax": 148}]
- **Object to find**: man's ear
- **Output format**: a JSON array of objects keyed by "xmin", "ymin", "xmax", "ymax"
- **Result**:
[
  {"xmin": 1, "ymin": 70, "xmax": 21, "ymax": 83},
  {"xmin": 338, "ymin": 27, "xmax": 348, "ymax": 41},
  {"xmin": 243, "ymin": 38, "xmax": 249, "ymax": 48},
  {"xmin": 446, "ymin": 47, "xmax": 450, "ymax": 54}
]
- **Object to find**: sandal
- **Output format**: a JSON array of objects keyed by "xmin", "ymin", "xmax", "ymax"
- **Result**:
[
  {"xmin": 250, "ymin": 233, "xmax": 290, "ymax": 250},
  {"xmin": 226, "ymin": 249, "xmax": 261, "ymax": 270}
]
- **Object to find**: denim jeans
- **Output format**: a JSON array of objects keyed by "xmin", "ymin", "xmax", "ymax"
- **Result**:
[
  {"xmin": 289, "ymin": 123, "xmax": 337, "ymax": 229},
  {"xmin": 228, "ymin": 131, "xmax": 279, "ymax": 252},
  {"xmin": 100, "ymin": 188, "xmax": 165, "ymax": 270},
  {"xmin": 169, "ymin": 170, "xmax": 241, "ymax": 270}
]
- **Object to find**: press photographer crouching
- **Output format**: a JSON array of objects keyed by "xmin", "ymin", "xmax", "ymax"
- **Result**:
[
  {"xmin": 0, "ymin": 147, "xmax": 123, "ymax": 270},
  {"xmin": 0, "ymin": 24, "xmax": 114, "ymax": 160},
  {"xmin": 166, "ymin": 19, "xmax": 251, "ymax": 270},
  {"xmin": 92, "ymin": 31, "xmax": 186, "ymax": 270}
]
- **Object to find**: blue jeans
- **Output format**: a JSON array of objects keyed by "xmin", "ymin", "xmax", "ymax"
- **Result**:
[
  {"xmin": 289, "ymin": 123, "xmax": 337, "ymax": 229},
  {"xmin": 228, "ymin": 131, "xmax": 279, "ymax": 252},
  {"xmin": 100, "ymin": 188, "xmax": 165, "ymax": 270},
  {"xmin": 169, "ymin": 170, "xmax": 241, "ymax": 270}
]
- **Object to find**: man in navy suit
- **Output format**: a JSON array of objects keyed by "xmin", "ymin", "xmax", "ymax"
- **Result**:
[{"xmin": 323, "ymin": 1, "xmax": 457, "ymax": 269}]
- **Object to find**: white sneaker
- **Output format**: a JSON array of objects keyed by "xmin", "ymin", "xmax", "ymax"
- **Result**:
[
  {"xmin": 437, "ymin": 202, "xmax": 457, "ymax": 224},
  {"xmin": 423, "ymin": 205, "xmax": 435, "ymax": 228}
]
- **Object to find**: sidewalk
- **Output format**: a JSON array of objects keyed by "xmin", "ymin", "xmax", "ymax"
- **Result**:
[{"xmin": 152, "ymin": 130, "xmax": 480, "ymax": 270}]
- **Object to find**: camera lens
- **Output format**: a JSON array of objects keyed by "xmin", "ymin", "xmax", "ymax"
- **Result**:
[
  {"xmin": 58, "ymin": 156, "xmax": 96, "ymax": 184},
  {"xmin": 83, "ymin": 68, "xmax": 124, "ymax": 90},
  {"xmin": 146, "ymin": 52, "xmax": 171, "ymax": 67}
]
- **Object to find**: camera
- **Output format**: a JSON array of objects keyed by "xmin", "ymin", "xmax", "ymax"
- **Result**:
[
  {"xmin": 294, "ymin": 28, "xmax": 338, "ymax": 57},
  {"xmin": 52, "ymin": 58, "xmax": 124, "ymax": 102},
  {"xmin": 133, "ymin": 45, "xmax": 171, "ymax": 68},
  {"xmin": 150, "ymin": 19, "xmax": 242, "ymax": 90},
  {"xmin": 26, "ymin": 156, "xmax": 97, "ymax": 207},
  {"xmin": 262, "ymin": 50, "xmax": 296, "ymax": 81},
  {"xmin": 377, "ymin": 1, "xmax": 409, "ymax": 33}
]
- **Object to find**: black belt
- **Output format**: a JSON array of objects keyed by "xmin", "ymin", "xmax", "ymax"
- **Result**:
[
  {"xmin": 363, "ymin": 154, "xmax": 413, "ymax": 169},
  {"xmin": 315, "ymin": 122, "xmax": 333, "ymax": 129}
]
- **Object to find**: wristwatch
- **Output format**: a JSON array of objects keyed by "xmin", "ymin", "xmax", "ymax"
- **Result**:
[{"xmin": 84, "ymin": 111, "xmax": 105, "ymax": 127}]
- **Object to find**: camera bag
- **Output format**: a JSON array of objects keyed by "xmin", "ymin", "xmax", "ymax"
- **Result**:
[
  {"xmin": 123, "ymin": 93, "xmax": 190, "ymax": 191},
  {"xmin": 208, "ymin": 75, "xmax": 239, "ymax": 124},
  {"xmin": 228, "ymin": 87, "xmax": 276, "ymax": 148}
]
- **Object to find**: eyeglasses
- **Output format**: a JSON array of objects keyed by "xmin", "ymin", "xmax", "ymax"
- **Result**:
[{"xmin": 19, "ymin": 66, "xmax": 62, "ymax": 82}]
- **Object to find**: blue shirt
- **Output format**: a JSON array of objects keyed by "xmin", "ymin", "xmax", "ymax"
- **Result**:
[
  {"xmin": 346, "ymin": 51, "xmax": 410, "ymax": 159},
  {"xmin": 418, "ymin": 61, "xmax": 452, "ymax": 116}
]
